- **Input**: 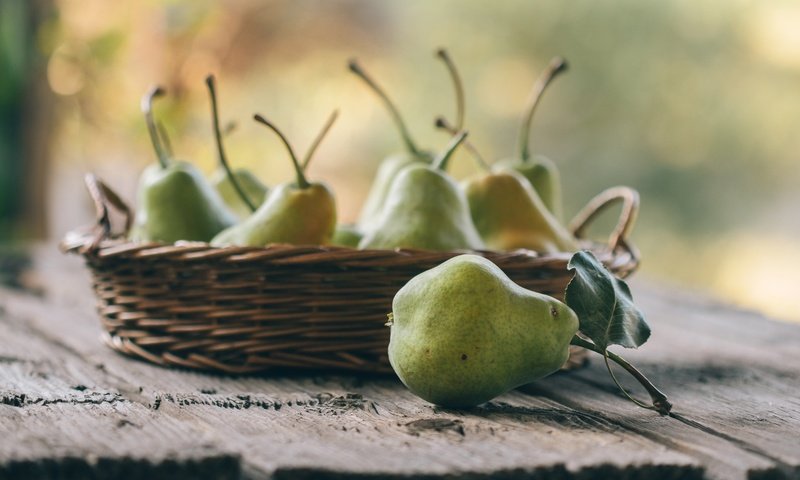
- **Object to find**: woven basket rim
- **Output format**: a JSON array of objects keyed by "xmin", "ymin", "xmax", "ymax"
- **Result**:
[
  {"xmin": 61, "ymin": 230, "xmax": 637, "ymax": 274},
  {"xmin": 61, "ymin": 174, "xmax": 642, "ymax": 269}
]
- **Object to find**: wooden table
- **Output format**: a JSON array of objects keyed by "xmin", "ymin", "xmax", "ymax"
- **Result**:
[{"xmin": 1, "ymin": 248, "xmax": 799, "ymax": 480}]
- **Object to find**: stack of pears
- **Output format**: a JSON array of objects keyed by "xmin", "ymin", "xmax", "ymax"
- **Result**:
[
  {"xmin": 129, "ymin": 76, "xmax": 338, "ymax": 249},
  {"xmin": 126, "ymin": 50, "xmax": 580, "ymax": 256},
  {"xmin": 351, "ymin": 50, "xmax": 578, "ymax": 254}
]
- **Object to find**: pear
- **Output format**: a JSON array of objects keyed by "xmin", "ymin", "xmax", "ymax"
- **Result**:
[
  {"xmin": 330, "ymin": 224, "xmax": 363, "ymax": 247},
  {"xmin": 211, "ymin": 113, "xmax": 337, "ymax": 247},
  {"xmin": 204, "ymin": 75, "xmax": 269, "ymax": 220},
  {"xmin": 348, "ymin": 60, "xmax": 435, "ymax": 232},
  {"xmin": 495, "ymin": 57, "xmax": 568, "ymax": 220},
  {"xmin": 210, "ymin": 168, "xmax": 269, "ymax": 220},
  {"xmin": 358, "ymin": 132, "xmax": 484, "ymax": 251},
  {"xmin": 130, "ymin": 86, "xmax": 235, "ymax": 243},
  {"xmin": 462, "ymin": 169, "xmax": 576, "ymax": 253},
  {"xmin": 388, "ymin": 254, "xmax": 579, "ymax": 408}
]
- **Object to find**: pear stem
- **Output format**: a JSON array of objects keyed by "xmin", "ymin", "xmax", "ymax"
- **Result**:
[
  {"xmin": 302, "ymin": 109, "xmax": 339, "ymax": 171},
  {"xmin": 253, "ymin": 114, "xmax": 309, "ymax": 189},
  {"xmin": 156, "ymin": 121, "xmax": 174, "ymax": 159},
  {"xmin": 570, "ymin": 335, "xmax": 672, "ymax": 415},
  {"xmin": 518, "ymin": 56, "xmax": 568, "ymax": 162},
  {"xmin": 435, "ymin": 48, "xmax": 464, "ymax": 130},
  {"xmin": 348, "ymin": 59, "xmax": 420, "ymax": 156},
  {"xmin": 223, "ymin": 120, "xmax": 237, "ymax": 137},
  {"xmin": 432, "ymin": 130, "xmax": 468, "ymax": 171},
  {"xmin": 206, "ymin": 75, "xmax": 257, "ymax": 213},
  {"xmin": 434, "ymin": 116, "xmax": 489, "ymax": 171},
  {"xmin": 140, "ymin": 86, "xmax": 169, "ymax": 169}
]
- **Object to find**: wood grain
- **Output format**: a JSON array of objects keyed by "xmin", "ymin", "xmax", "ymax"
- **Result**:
[{"xmin": 1, "ymin": 247, "xmax": 799, "ymax": 480}]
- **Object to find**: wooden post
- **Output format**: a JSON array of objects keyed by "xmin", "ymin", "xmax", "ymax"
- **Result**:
[{"xmin": 0, "ymin": 0, "xmax": 54, "ymax": 241}]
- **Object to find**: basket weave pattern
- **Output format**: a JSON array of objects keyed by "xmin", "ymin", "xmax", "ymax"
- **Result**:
[{"xmin": 62, "ymin": 175, "xmax": 640, "ymax": 374}]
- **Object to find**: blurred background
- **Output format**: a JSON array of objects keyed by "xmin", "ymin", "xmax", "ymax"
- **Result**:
[{"xmin": 1, "ymin": 0, "xmax": 799, "ymax": 321}]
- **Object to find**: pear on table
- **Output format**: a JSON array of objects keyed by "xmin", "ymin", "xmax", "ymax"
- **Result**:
[
  {"xmin": 211, "ymin": 112, "xmax": 338, "ymax": 247},
  {"xmin": 388, "ymin": 254, "xmax": 579, "ymax": 408},
  {"xmin": 348, "ymin": 59, "xmax": 435, "ymax": 233},
  {"xmin": 495, "ymin": 57, "xmax": 569, "ymax": 220},
  {"xmin": 358, "ymin": 131, "xmax": 484, "ymax": 251},
  {"xmin": 129, "ymin": 86, "xmax": 236, "ymax": 244}
]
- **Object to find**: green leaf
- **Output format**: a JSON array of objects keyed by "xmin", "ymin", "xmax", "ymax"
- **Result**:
[{"xmin": 565, "ymin": 250, "xmax": 650, "ymax": 351}]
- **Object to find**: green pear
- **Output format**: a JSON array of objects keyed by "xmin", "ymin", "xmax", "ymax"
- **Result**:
[
  {"xmin": 462, "ymin": 169, "xmax": 576, "ymax": 253},
  {"xmin": 388, "ymin": 254, "xmax": 579, "ymax": 408},
  {"xmin": 211, "ymin": 113, "xmax": 336, "ymax": 247},
  {"xmin": 495, "ymin": 57, "xmax": 568, "ymax": 220},
  {"xmin": 358, "ymin": 150, "xmax": 433, "ymax": 232},
  {"xmin": 210, "ymin": 168, "xmax": 269, "ymax": 219},
  {"xmin": 130, "ymin": 86, "xmax": 235, "ymax": 243},
  {"xmin": 204, "ymin": 75, "xmax": 269, "ymax": 220},
  {"xmin": 348, "ymin": 59, "xmax": 435, "ymax": 232},
  {"xmin": 212, "ymin": 182, "xmax": 335, "ymax": 246},
  {"xmin": 496, "ymin": 154, "xmax": 561, "ymax": 219},
  {"xmin": 358, "ymin": 132, "xmax": 484, "ymax": 251},
  {"xmin": 330, "ymin": 224, "xmax": 362, "ymax": 247}
]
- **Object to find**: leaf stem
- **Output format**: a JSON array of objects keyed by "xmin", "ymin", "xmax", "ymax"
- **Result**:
[
  {"xmin": 570, "ymin": 335, "xmax": 672, "ymax": 415},
  {"xmin": 206, "ymin": 75, "xmax": 257, "ymax": 212}
]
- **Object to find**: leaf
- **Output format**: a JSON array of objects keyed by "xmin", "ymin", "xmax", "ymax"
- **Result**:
[{"xmin": 565, "ymin": 250, "xmax": 650, "ymax": 351}]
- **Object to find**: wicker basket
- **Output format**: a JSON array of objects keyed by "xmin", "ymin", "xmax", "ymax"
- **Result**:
[{"xmin": 60, "ymin": 174, "xmax": 640, "ymax": 375}]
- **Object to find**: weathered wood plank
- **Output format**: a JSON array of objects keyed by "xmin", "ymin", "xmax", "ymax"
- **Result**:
[
  {"xmin": 0, "ymin": 313, "xmax": 242, "ymax": 479},
  {"xmin": 0, "ymin": 290, "xmax": 702, "ymax": 479},
  {"xmin": 0, "ymin": 404, "xmax": 241, "ymax": 480},
  {"xmin": 2, "ymin": 247, "xmax": 799, "ymax": 479},
  {"xmin": 520, "ymin": 285, "xmax": 800, "ymax": 480}
]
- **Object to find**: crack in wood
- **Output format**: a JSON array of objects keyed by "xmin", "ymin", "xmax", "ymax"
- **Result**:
[
  {"xmin": 150, "ymin": 392, "xmax": 282, "ymax": 411},
  {"xmin": 568, "ymin": 371, "xmax": 800, "ymax": 477},
  {"xmin": 270, "ymin": 463, "xmax": 704, "ymax": 479},
  {"xmin": 668, "ymin": 412, "xmax": 799, "ymax": 480},
  {"xmin": 1, "ymin": 391, "xmax": 125, "ymax": 408},
  {"xmin": 0, "ymin": 454, "xmax": 242, "ymax": 480},
  {"xmin": 0, "ymin": 355, "xmax": 26, "ymax": 364},
  {"xmin": 146, "ymin": 391, "xmax": 373, "ymax": 414},
  {"xmin": 405, "ymin": 418, "xmax": 465, "ymax": 436},
  {"xmin": 472, "ymin": 402, "xmax": 623, "ymax": 432},
  {"xmin": 527, "ymin": 376, "xmax": 798, "ymax": 480}
]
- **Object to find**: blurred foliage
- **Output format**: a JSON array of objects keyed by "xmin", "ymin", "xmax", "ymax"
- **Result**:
[
  {"xmin": 0, "ymin": 0, "xmax": 31, "ymax": 239},
  {"xmin": 5, "ymin": 0, "xmax": 800, "ymax": 321}
]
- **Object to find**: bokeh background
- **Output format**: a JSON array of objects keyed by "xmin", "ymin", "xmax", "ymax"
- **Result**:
[{"xmin": 2, "ymin": 0, "xmax": 799, "ymax": 321}]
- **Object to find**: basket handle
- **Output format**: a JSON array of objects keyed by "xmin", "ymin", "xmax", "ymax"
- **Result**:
[
  {"xmin": 83, "ymin": 173, "xmax": 133, "ymax": 250},
  {"xmin": 568, "ymin": 186, "xmax": 640, "ymax": 251}
]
